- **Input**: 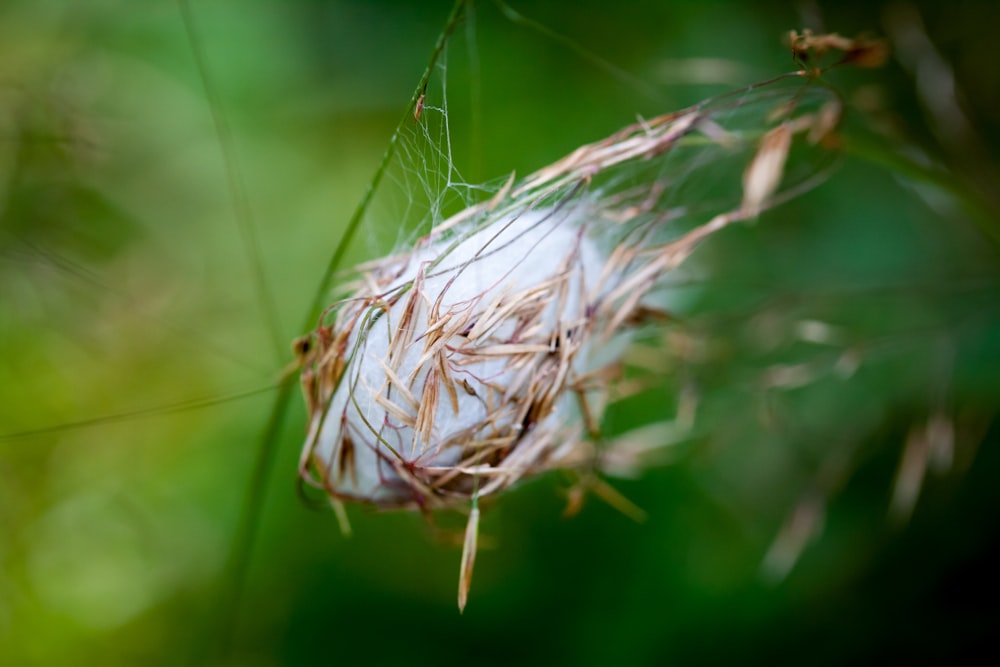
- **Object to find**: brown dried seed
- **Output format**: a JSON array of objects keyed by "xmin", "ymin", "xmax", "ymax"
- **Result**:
[
  {"xmin": 457, "ymin": 505, "xmax": 480, "ymax": 613},
  {"xmin": 742, "ymin": 123, "xmax": 792, "ymax": 216}
]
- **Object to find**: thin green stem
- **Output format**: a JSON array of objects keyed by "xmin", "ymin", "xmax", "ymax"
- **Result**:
[
  {"xmin": 842, "ymin": 136, "xmax": 1000, "ymax": 251},
  {"xmin": 493, "ymin": 0, "xmax": 665, "ymax": 103},
  {"xmin": 205, "ymin": 1, "xmax": 469, "ymax": 661},
  {"xmin": 206, "ymin": 373, "xmax": 296, "ymax": 663},
  {"xmin": 302, "ymin": 0, "xmax": 469, "ymax": 334},
  {"xmin": 177, "ymin": 0, "xmax": 286, "ymax": 364},
  {"xmin": 0, "ymin": 384, "xmax": 277, "ymax": 443}
]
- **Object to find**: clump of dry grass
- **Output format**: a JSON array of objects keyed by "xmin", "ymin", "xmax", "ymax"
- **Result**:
[
  {"xmin": 298, "ymin": 74, "xmax": 840, "ymax": 504},
  {"xmin": 295, "ymin": 39, "xmax": 877, "ymax": 608}
]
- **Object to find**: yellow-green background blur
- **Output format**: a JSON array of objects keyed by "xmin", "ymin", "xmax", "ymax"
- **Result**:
[{"xmin": 2, "ymin": 1, "xmax": 999, "ymax": 664}]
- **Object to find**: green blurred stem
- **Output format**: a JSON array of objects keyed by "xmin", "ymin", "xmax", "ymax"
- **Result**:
[
  {"xmin": 305, "ymin": 1, "xmax": 468, "ymax": 328},
  {"xmin": 206, "ymin": 0, "xmax": 469, "ymax": 662},
  {"xmin": 842, "ymin": 136, "xmax": 1000, "ymax": 251},
  {"xmin": 178, "ymin": 0, "xmax": 286, "ymax": 364}
]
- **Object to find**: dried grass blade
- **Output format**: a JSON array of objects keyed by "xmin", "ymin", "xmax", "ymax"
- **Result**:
[
  {"xmin": 458, "ymin": 505, "xmax": 480, "ymax": 613},
  {"xmin": 742, "ymin": 123, "xmax": 792, "ymax": 216}
]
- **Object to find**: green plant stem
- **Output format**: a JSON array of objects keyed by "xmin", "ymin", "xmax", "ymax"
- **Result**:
[
  {"xmin": 843, "ymin": 136, "xmax": 1000, "ymax": 251},
  {"xmin": 204, "ymin": 1, "xmax": 469, "ymax": 662}
]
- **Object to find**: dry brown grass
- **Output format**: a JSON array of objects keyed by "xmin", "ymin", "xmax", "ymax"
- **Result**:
[{"xmin": 294, "ymin": 39, "xmax": 876, "ymax": 607}]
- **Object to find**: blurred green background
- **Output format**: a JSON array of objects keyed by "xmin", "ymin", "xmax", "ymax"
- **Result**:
[{"xmin": 2, "ymin": 0, "xmax": 999, "ymax": 664}]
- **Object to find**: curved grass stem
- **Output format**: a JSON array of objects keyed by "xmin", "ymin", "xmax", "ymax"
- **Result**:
[{"xmin": 204, "ymin": 1, "xmax": 470, "ymax": 660}]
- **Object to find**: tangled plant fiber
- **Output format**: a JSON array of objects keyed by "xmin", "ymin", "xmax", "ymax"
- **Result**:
[{"xmin": 295, "ymin": 38, "xmax": 881, "ymax": 608}]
